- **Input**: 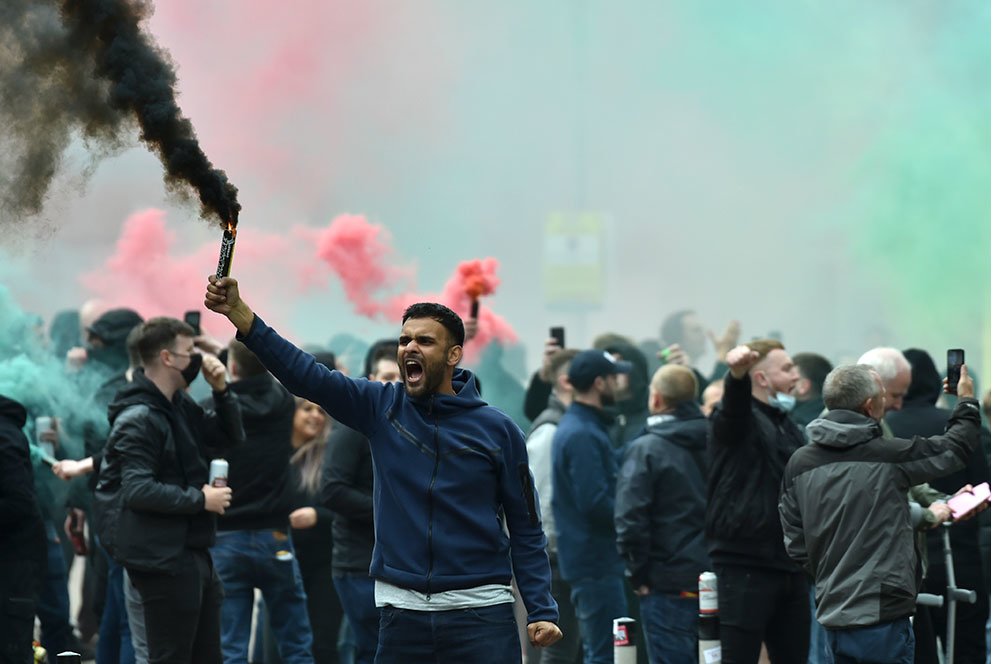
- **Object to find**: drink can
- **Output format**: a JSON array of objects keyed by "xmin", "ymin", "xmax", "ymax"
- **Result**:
[
  {"xmin": 36, "ymin": 416, "xmax": 53, "ymax": 436},
  {"xmin": 209, "ymin": 459, "xmax": 229, "ymax": 487},
  {"xmin": 698, "ymin": 571, "xmax": 718, "ymax": 615}
]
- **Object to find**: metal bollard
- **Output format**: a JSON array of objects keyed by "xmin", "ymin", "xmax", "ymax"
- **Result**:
[
  {"xmin": 613, "ymin": 616, "xmax": 639, "ymax": 664},
  {"xmin": 698, "ymin": 572, "xmax": 721, "ymax": 664},
  {"xmin": 56, "ymin": 653, "xmax": 81, "ymax": 664}
]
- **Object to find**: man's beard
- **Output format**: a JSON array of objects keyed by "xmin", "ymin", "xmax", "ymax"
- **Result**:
[{"xmin": 405, "ymin": 358, "xmax": 446, "ymax": 398}]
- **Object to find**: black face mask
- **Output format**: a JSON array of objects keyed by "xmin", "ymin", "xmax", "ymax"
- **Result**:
[{"xmin": 179, "ymin": 352, "xmax": 203, "ymax": 387}]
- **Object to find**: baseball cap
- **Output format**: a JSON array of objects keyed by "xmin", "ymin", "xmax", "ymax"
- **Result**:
[{"xmin": 568, "ymin": 349, "xmax": 632, "ymax": 391}]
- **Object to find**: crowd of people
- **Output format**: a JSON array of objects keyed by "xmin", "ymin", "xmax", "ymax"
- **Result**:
[{"xmin": 0, "ymin": 284, "xmax": 990, "ymax": 664}]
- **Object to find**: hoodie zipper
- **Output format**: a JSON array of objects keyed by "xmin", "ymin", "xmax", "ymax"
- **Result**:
[{"xmin": 425, "ymin": 395, "xmax": 440, "ymax": 600}]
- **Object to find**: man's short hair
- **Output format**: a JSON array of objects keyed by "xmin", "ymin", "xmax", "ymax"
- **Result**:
[
  {"xmin": 125, "ymin": 324, "xmax": 143, "ymax": 370},
  {"xmin": 229, "ymin": 340, "xmax": 267, "ymax": 378},
  {"xmin": 659, "ymin": 309, "xmax": 694, "ymax": 345},
  {"xmin": 793, "ymin": 353, "xmax": 833, "ymax": 395},
  {"xmin": 745, "ymin": 339, "xmax": 785, "ymax": 366},
  {"xmin": 545, "ymin": 348, "xmax": 580, "ymax": 385},
  {"xmin": 364, "ymin": 339, "xmax": 397, "ymax": 377},
  {"xmin": 402, "ymin": 303, "xmax": 465, "ymax": 347},
  {"xmin": 856, "ymin": 347, "xmax": 910, "ymax": 383},
  {"xmin": 650, "ymin": 365, "xmax": 698, "ymax": 403},
  {"xmin": 135, "ymin": 317, "xmax": 195, "ymax": 365},
  {"xmin": 822, "ymin": 365, "xmax": 880, "ymax": 412}
]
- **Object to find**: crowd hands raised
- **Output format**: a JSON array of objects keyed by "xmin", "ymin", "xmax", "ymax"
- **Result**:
[{"xmin": 0, "ymin": 280, "xmax": 988, "ymax": 664}]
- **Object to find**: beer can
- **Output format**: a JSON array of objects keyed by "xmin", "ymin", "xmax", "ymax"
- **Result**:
[
  {"xmin": 698, "ymin": 571, "xmax": 718, "ymax": 615},
  {"xmin": 209, "ymin": 459, "xmax": 229, "ymax": 487}
]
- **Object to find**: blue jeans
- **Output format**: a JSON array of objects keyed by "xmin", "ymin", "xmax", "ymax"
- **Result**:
[
  {"xmin": 36, "ymin": 521, "xmax": 75, "ymax": 654},
  {"xmin": 375, "ymin": 603, "xmax": 520, "ymax": 663},
  {"xmin": 568, "ymin": 575, "xmax": 629, "ymax": 664},
  {"xmin": 639, "ymin": 592, "xmax": 697, "ymax": 664},
  {"xmin": 808, "ymin": 585, "xmax": 831, "ymax": 664},
  {"xmin": 211, "ymin": 530, "xmax": 314, "ymax": 664},
  {"xmin": 333, "ymin": 575, "xmax": 379, "ymax": 664},
  {"xmin": 97, "ymin": 543, "xmax": 136, "ymax": 664},
  {"xmin": 826, "ymin": 618, "xmax": 914, "ymax": 664}
]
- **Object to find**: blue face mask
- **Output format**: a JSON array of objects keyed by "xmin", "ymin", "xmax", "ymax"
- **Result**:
[{"xmin": 768, "ymin": 392, "xmax": 796, "ymax": 413}]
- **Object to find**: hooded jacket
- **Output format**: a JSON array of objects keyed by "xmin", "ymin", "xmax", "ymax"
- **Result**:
[
  {"xmin": 96, "ymin": 370, "xmax": 244, "ymax": 573},
  {"xmin": 779, "ymin": 398, "xmax": 980, "ymax": 628},
  {"xmin": 240, "ymin": 316, "xmax": 557, "ymax": 624},
  {"xmin": 0, "ymin": 395, "xmax": 47, "ymax": 566},
  {"xmin": 615, "ymin": 400, "xmax": 710, "ymax": 592}
]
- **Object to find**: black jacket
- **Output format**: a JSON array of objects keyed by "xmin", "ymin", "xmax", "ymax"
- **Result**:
[
  {"xmin": 0, "ymin": 395, "xmax": 47, "ymax": 567},
  {"xmin": 706, "ymin": 372, "xmax": 807, "ymax": 571},
  {"xmin": 321, "ymin": 422, "xmax": 374, "ymax": 574},
  {"xmin": 97, "ymin": 371, "xmax": 244, "ymax": 573},
  {"xmin": 213, "ymin": 373, "xmax": 296, "ymax": 531},
  {"xmin": 887, "ymin": 349, "xmax": 990, "ymax": 575},
  {"xmin": 615, "ymin": 401, "xmax": 710, "ymax": 592}
]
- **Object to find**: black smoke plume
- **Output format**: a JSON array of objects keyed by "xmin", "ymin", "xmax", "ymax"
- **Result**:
[{"xmin": 0, "ymin": 0, "xmax": 239, "ymax": 228}]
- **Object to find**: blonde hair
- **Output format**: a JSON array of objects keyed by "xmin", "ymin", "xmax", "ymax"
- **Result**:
[{"xmin": 290, "ymin": 397, "xmax": 331, "ymax": 496}]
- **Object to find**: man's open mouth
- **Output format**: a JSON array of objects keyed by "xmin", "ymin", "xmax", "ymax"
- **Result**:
[{"xmin": 404, "ymin": 358, "xmax": 424, "ymax": 384}]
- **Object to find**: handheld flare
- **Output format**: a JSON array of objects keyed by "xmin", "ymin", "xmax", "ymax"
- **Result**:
[
  {"xmin": 470, "ymin": 299, "xmax": 480, "ymax": 318},
  {"xmin": 216, "ymin": 221, "xmax": 237, "ymax": 279}
]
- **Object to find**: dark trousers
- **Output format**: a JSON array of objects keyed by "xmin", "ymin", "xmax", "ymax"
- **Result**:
[
  {"xmin": 715, "ymin": 566, "xmax": 811, "ymax": 664},
  {"xmin": 826, "ymin": 618, "xmax": 914, "ymax": 664},
  {"xmin": 128, "ymin": 549, "xmax": 225, "ymax": 664},
  {"xmin": 333, "ymin": 574, "xmax": 379, "ymax": 664},
  {"xmin": 375, "ymin": 603, "xmax": 521, "ymax": 664},
  {"xmin": 0, "ymin": 557, "xmax": 45, "ymax": 664},
  {"xmin": 37, "ymin": 521, "xmax": 75, "ymax": 654},
  {"xmin": 299, "ymin": 558, "xmax": 342, "ymax": 664}
]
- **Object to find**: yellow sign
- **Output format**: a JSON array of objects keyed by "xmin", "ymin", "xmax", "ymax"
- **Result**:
[{"xmin": 543, "ymin": 212, "xmax": 604, "ymax": 306}]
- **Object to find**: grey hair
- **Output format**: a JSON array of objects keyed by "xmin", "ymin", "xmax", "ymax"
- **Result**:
[
  {"xmin": 823, "ymin": 365, "xmax": 880, "ymax": 412},
  {"xmin": 856, "ymin": 347, "xmax": 910, "ymax": 383}
]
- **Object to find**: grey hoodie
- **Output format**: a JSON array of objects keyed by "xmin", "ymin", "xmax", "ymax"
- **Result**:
[{"xmin": 779, "ymin": 398, "xmax": 980, "ymax": 628}]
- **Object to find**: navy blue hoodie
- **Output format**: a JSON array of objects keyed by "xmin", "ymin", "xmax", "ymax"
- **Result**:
[{"xmin": 241, "ymin": 316, "xmax": 558, "ymax": 624}]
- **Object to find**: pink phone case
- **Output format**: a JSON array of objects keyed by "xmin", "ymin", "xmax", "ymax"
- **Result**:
[{"xmin": 947, "ymin": 482, "xmax": 991, "ymax": 519}]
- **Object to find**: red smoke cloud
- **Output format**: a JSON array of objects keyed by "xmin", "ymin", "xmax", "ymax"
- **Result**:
[{"xmin": 82, "ymin": 210, "xmax": 517, "ymax": 353}]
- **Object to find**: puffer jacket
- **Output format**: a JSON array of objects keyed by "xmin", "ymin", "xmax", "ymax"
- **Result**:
[{"xmin": 779, "ymin": 398, "xmax": 980, "ymax": 628}]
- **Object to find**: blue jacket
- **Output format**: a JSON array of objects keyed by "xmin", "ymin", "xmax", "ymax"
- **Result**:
[
  {"xmin": 551, "ymin": 402, "xmax": 625, "ymax": 582},
  {"xmin": 241, "ymin": 316, "xmax": 557, "ymax": 623}
]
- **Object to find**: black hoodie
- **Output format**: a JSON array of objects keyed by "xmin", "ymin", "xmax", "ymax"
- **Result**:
[
  {"xmin": 0, "ymin": 395, "xmax": 47, "ymax": 566},
  {"xmin": 615, "ymin": 400, "xmax": 710, "ymax": 592},
  {"xmin": 211, "ymin": 372, "xmax": 296, "ymax": 531},
  {"xmin": 96, "ymin": 370, "xmax": 244, "ymax": 573}
]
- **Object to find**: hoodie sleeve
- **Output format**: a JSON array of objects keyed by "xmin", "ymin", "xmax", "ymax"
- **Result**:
[
  {"xmin": 711, "ymin": 373, "xmax": 755, "ymax": 447},
  {"xmin": 614, "ymin": 438, "xmax": 653, "ymax": 587},
  {"xmin": 895, "ymin": 398, "xmax": 981, "ymax": 486},
  {"xmin": 239, "ymin": 316, "xmax": 390, "ymax": 436},
  {"xmin": 115, "ymin": 407, "xmax": 205, "ymax": 515},
  {"xmin": 778, "ymin": 471, "xmax": 811, "ymax": 575},
  {"xmin": 499, "ymin": 421, "xmax": 558, "ymax": 625}
]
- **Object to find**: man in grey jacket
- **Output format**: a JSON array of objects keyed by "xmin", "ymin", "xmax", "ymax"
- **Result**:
[{"xmin": 779, "ymin": 363, "xmax": 980, "ymax": 664}]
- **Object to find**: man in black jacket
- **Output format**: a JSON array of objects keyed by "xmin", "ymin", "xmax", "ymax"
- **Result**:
[
  {"xmin": 323, "ymin": 340, "xmax": 398, "ymax": 664},
  {"xmin": 0, "ymin": 394, "xmax": 48, "ymax": 663},
  {"xmin": 888, "ymin": 349, "xmax": 991, "ymax": 664},
  {"xmin": 96, "ymin": 317, "xmax": 244, "ymax": 664},
  {"xmin": 707, "ymin": 341, "xmax": 809, "ymax": 663},
  {"xmin": 211, "ymin": 340, "xmax": 314, "ymax": 664},
  {"xmin": 616, "ymin": 365, "xmax": 710, "ymax": 664}
]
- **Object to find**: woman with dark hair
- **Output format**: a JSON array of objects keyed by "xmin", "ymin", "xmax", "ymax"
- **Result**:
[{"xmin": 288, "ymin": 398, "xmax": 344, "ymax": 664}]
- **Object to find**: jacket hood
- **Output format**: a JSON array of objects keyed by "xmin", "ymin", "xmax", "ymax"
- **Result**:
[
  {"xmin": 229, "ymin": 373, "xmax": 288, "ymax": 422},
  {"xmin": 644, "ymin": 400, "xmax": 706, "ymax": 449},
  {"xmin": 0, "ymin": 394, "xmax": 27, "ymax": 428},
  {"xmin": 107, "ymin": 369, "xmax": 172, "ymax": 424},
  {"xmin": 408, "ymin": 367, "xmax": 488, "ymax": 416},
  {"xmin": 806, "ymin": 410, "xmax": 881, "ymax": 448},
  {"xmin": 87, "ymin": 308, "xmax": 143, "ymax": 347},
  {"xmin": 903, "ymin": 348, "xmax": 941, "ymax": 405}
]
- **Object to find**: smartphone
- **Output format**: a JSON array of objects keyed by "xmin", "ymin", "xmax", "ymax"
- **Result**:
[
  {"xmin": 184, "ymin": 310, "xmax": 202, "ymax": 336},
  {"xmin": 549, "ymin": 326, "xmax": 565, "ymax": 349},
  {"xmin": 946, "ymin": 348, "xmax": 965, "ymax": 393},
  {"xmin": 947, "ymin": 482, "xmax": 990, "ymax": 520}
]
